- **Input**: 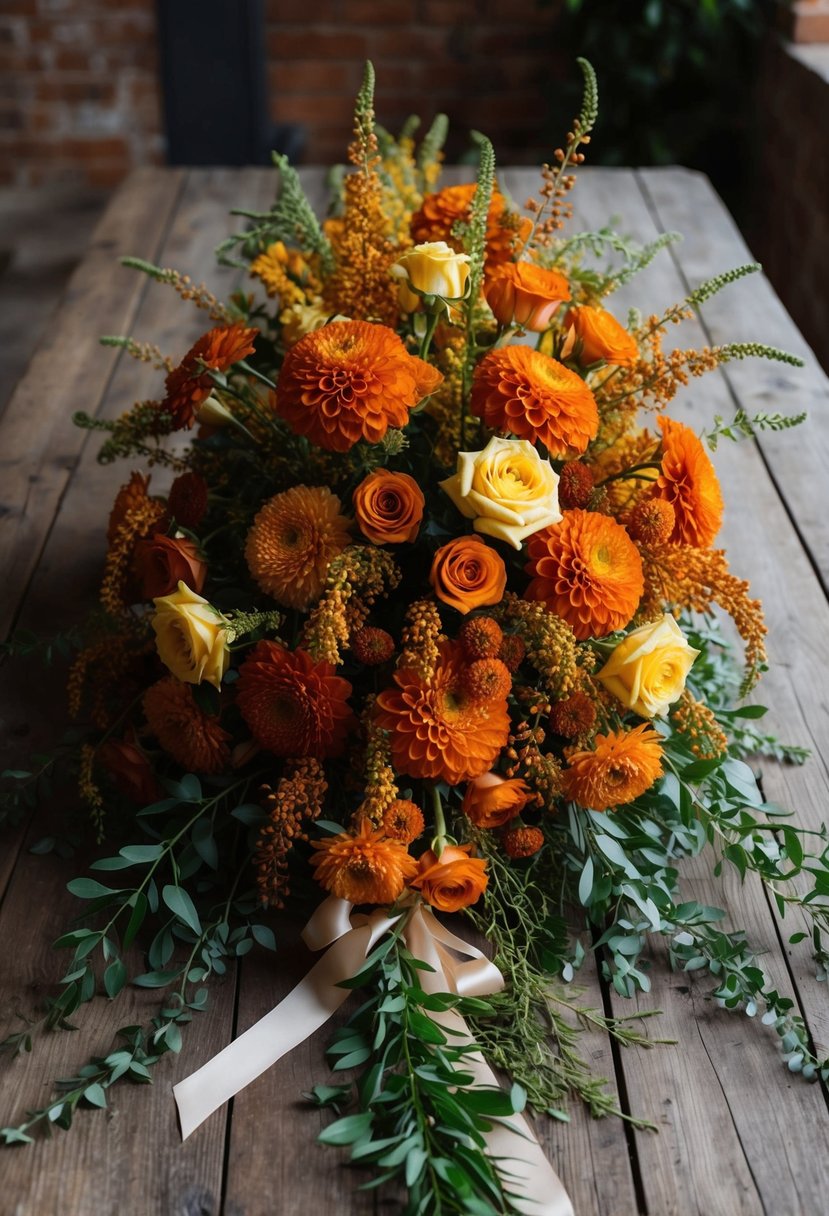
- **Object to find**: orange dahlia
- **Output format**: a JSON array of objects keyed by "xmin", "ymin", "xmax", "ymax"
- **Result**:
[
  {"xmin": 108, "ymin": 472, "xmax": 153, "ymax": 544},
  {"xmin": 143, "ymin": 676, "xmax": 231, "ymax": 775},
  {"xmin": 273, "ymin": 320, "xmax": 442, "ymax": 452},
  {"xmin": 561, "ymin": 723, "xmax": 663, "ymax": 810},
  {"xmin": 470, "ymin": 346, "xmax": 598, "ymax": 458},
  {"xmin": 245, "ymin": 486, "xmax": 351, "ymax": 611},
  {"xmin": 163, "ymin": 323, "xmax": 258, "ymax": 429},
  {"xmin": 655, "ymin": 416, "xmax": 724, "ymax": 548},
  {"xmin": 411, "ymin": 182, "xmax": 531, "ymax": 270},
  {"xmin": 237, "ymin": 642, "xmax": 355, "ymax": 758},
  {"xmin": 382, "ymin": 798, "xmax": 426, "ymax": 844},
  {"xmin": 525, "ymin": 510, "xmax": 644, "ymax": 640},
  {"xmin": 375, "ymin": 641, "xmax": 510, "ymax": 785},
  {"xmin": 310, "ymin": 817, "xmax": 418, "ymax": 905}
]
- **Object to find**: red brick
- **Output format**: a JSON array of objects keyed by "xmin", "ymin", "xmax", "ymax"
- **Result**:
[
  {"xmin": 368, "ymin": 26, "xmax": 446, "ymax": 60},
  {"xmin": 272, "ymin": 60, "xmax": 359, "ymax": 95},
  {"xmin": 275, "ymin": 92, "xmax": 359, "ymax": 125},
  {"xmin": 341, "ymin": 0, "xmax": 417, "ymax": 23},
  {"xmin": 267, "ymin": 28, "xmax": 369, "ymax": 60},
  {"xmin": 36, "ymin": 78, "xmax": 116, "ymax": 104},
  {"xmin": 267, "ymin": 0, "xmax": 343, "ymax": 22}
]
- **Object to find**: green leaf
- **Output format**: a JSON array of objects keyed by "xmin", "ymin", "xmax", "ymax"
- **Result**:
[
  {"xmin": 250, "ymin": 923, "xmax": 277, "ymax": 952},
  {"xmin": 67, "ymin": 878, "xmax": 124, "ymax": 900},
  {"xmin": 132, "ymin": 968, "xmax": 182, "ymax": 988},
  {"xmin": 104, "ymin": 959, "xmax": 128, "ymax": 999},
  {"xmin": 231, "ymin": 803, "xmax": 266, "ymax": 826},
  {"xmin": 578, "ymin": 857, "xmax": 594, "ymax": 906},
  {"xmin": 162, "ymin": 884, "xmax": 202, "ymax": 934},
  {"xmin": 318, "ymin": 1112, "xmax": 373, "ymax": 1146},
  {"xmin": 191, "ymin": 819, "xmax": 219, "ymax": 870},
  {"xmin": 83, "ymin": 1083, "xmax": 107, "ymax": 1109},
  {"xmin": 122, "ymin": 892, "xmax": 148, "ymax": 950}
]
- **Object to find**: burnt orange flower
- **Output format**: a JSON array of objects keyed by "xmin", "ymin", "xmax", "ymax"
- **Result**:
[
  {"xmin": 462, "ymin": 772, "xmax": 531, "ymax": 830},
  {"xmin": 97, "ymin": 732, "xmax": 161, "ymax": 805},
  {"xmin": 411, "ymin": 182, "xmax": 531, "ymax": 270},
  {"xmin": 484, "ymin": 261, "xmax": 571, "ymax": 332},
  {"xmin": 501, "ymin": 825, "xmax": 544, "ymax": 858},
  {"xmin": 310, "ymin": 817, "xmax": 418, "ymax": 905},
  {"xmin": 430, "ymin": 535, "xmax": 507, "ymax": 615},
  {"xmin": 470, "ymin": 346, "xmax": 598, "ymax": 458},
  {"xmin": 143, "ymin": 676, "xmax": 232, "ymax": 775},
  {"xmin": 561, "ymin": 723, "xmax": 663, "ymax": 810},
  {"xmin": 375, "ymin": 641, "xmax": 510, "ymax": 785},
  {"xmin": 525, "ymin": 510, "xmax": 644, "ymax": 640},
  {"xmin": 655, "ymin": 416, "xmax": 724, "ymax": 548},
  {"xmin": 245, "ymin": 486, "xmax": 351, "ymax": 610},
  {"xmin": 273, "ymin": 320, "xmax": 442, "ymax": 452},
  {"xmin": 410, "ymin": 843, "xmax": 488, "ymax": 911},
  {"xmin": 167, "ymin": 471, "xmax": 209, "ymax": 530},
  {"xmin": 351, "ymin": 626, "xmax": 395, "ymax": 666},
  {"xmin": 382, "ymin": 798, "xmax": 425, "ymax": 844},
  {"xmin": 237, "ymin": 641, "xmax": 355, "ymax": 758},
  {"xmin": 163, "ymin": 323, "xmax": 258, "ymax": 429},
  {"xmin": 549, "ymin": 690, "xmax": 596, "ymax": 739},
  {"xmin": 565, "ymin": 305, "xmax": 639, "ymax": 368},
  {"xmin": 558, "ymin": 461, "xmax": 595, "ymax": 510},
  {"xmin": 133, "ymin": 533, "xmax": 207, "ymax": 600},
  {"xmin": 462, "ymin": 658, "xmax": 512, "ymax": 704},
  {"xmin": 459, "ymin": 615, "xmax": 503, "ymax": 661},
  {"xmin": 353, "ymin": 470, "xmax": 425, "ymax": 544},
  {"xmin": 108, "ymin": 472, "xmax": 153, "ymax": 544},
  {"xmin": 627, "ymin": 496, "xmax": 676, "ymax": 546}
]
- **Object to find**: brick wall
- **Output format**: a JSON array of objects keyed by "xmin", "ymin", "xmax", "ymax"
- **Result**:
[
  {"xmin": 749, "ymin": 36, "xmax": 829, "ymax": 369},
  {"xmin": 0, "ymin": 0, "xmax": 566, "ymax": 188},
  {"xmin": 0, "ymin": 0, "xmax": 163, "ymax": 188}
]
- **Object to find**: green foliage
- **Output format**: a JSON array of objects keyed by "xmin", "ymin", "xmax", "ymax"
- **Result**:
[
  {"xmin": 313, "ymin": 921, "xmax": 525, "ymax": 1214},
  {"xmin": 546, "ymin": 224, "xmax": 682, "ymax": 296},
  {"xmin": 705, "ymin": 405, "xmax": 808, "ymax": 451},
  {"xmin": 417, "ymin": 113, "xmax": 449, "ymax": 181}
]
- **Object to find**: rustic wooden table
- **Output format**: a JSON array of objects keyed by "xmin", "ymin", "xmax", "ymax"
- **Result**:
[{"xmin": 1, "ymin": 166, "xmax": 828, "ymax": 1216}]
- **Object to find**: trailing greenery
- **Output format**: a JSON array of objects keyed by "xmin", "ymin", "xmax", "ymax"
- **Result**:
[{"xmin": 704, "ymin": 405, "xmax": 808, "ymax": 451}]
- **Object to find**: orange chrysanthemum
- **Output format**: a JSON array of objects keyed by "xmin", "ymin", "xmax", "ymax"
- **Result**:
[
  {"xmin": 237, "ymin": 642, "xmax": 355, "ymax": 758},
  {"xmin": 351, "ymin": 626, "xmax": 396, "ymax": 666},
  {"xmin": 525, "ymin": 510, "xmax": 644, "ymax": 640},
  {"xmin": 410, "ymin": 183, "xmax": 531, "ymax": 270},
  {"xmin": 162, "ymin": 323, "xmax": 258, "ymax": 429},
  {"xmin": 655, "ymin": 416, "xmax": 724, "ymax": 548},
  {"xmin": 498, "ymin": 634, "xmax": 526, "ymax": 673},
  {"xmin": 462, "ymin": 658, "xmax": 512, "ymax": 704},
  {"xmin": 561, "ymin": 723, "xmax": 663, "ymax": 810},
  {"xmin": 382, "ymin": 798, "xmax": 426, "ymax": 844},
  {"xmin": 459, "ymin": 615, "xmax": 504, "ymax": 661},
  {"xmin": 558, "ymin": 461, "xmax": 595, "ymax": 510},
  {"xmin": 273, "ymin": 320, "xmax": 442, "ymax": 452},
  {"xmin": 470, "ymin": 346, "xmax": 598, "ymax": 458},
  {"xmin": 375, "ymin": 641, "xmax": 510, "ymax": 785},
  {"xmin": 167, "ymin": 471, "xmax": 209, "ymax": 530},
  {"xmin": 549, "ymin": 690, "xmax": 596, "ymax": 739},
  {"xmin": 627, "ymin": 497, "xmax": 676, "ymax": 546},
  {"xmin": 108, "ymin": 472, "xmax": 152, "ymax": 544},
  {"xmin": 245, "ymin": 486, "xmax": 351, "ymax": 610},
  {"xmin": 310, "ymin": 817, "xmax": 418, "ymax": 905},
  {"xmin": 143, "ymin": 677, "xmax": 231, "ymax": 775},
  {"xmin": 501, "ymin": 825, "xmax": 544, "ymax": 858}
]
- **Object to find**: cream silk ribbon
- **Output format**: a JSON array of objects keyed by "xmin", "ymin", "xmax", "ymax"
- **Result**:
[{"xmin": 173, "ymin": 897, "xmax": 574, "ymax": 1216}]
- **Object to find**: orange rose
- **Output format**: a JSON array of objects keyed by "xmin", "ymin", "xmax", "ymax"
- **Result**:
[
  {"xmin": 484, "ymin": 262, "xmax": 571, "ymax": 332},
  {"xmin": 133, "ymin": 533, "xmax": 207, "ymax": 600},
  {"xmin": 353, "ymin": 470, "xmax": 425, "ymax": 545},
  {"xmin": 410, "ymin": 844, "xmax": 488, "ymax": 912},
  {"xmin": 97, "ymin": 734, "xmax": 162, "ymax": 806},
  {"xmin": 429, "ymin": 535, "xmax": 506, "ymax": 615},
  {"xmin": 565, "ymin": 305, "xmax": 639, "ymax": 368},
  {"xmin": 462, "ymin": 772, "xmax": 532, "ymax": 829}
]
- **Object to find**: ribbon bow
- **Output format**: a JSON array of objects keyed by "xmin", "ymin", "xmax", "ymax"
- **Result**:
[{"xmin": 173, "ymin": 897, "xmax": 573, "ymax": 1216}]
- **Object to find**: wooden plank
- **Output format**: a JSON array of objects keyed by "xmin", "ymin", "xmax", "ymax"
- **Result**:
[
  {"xmin": 545, "ymin": 165, "xmax": 829, "ymax": 1215},
  {"xmin": 0, "ymin": 168, "xmax": 186, "ymax": 641},
  {"xmin": 0, "ymin": 167, "xmax": 273, "ymax": 1214},
  {"xmin": 639, "ymin": 166, "xmax": 829, "ymax": 589}
]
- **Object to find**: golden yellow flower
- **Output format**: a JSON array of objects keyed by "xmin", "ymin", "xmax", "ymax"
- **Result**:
[
  {"xmin": 151, "ymin": 582, "xmax": 231, "ymax": 689},
  {"xmin": 440, "ymin": 435, "xmax": 561, "ymax": 550},
  {"xmin": 597, "ymin": 613, "xmax": 699, "ymax": 718}
]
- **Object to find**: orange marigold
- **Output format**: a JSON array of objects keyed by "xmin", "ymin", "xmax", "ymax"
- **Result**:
[
  {"xmin": 655, "ymin": 416, "xmax": 724, "ymax": 548},
  {"xmin": 143, "ymin": 676, "xmax": 231, "ymax": 774},
  {"xmin": 549, "ymin": 690, "xmax": 597, "ymax": 739},
  {"xmin": 411, "ymin": 182, "xmax": 531, "ymax": 270},
  {"xmin": 237, "ymin": 642, "xmax": 355, "ymax": 758},
  {"xmin": 459, "ymin": 615, "xmax": 504, "ymax": 661},
  {"xmin": 462, "ymin": 658, "xmax": 512, "ymax": 704},
  {"xmin": 163, "ymin": 323, "xmax": 258, "ymax": 429},
  {"xmin": 525, "ymin": 510, "xmax": 644, "ymax": 640},
  {"xmin": 273, "ymin": 320, "xmax": 442, "ymax": 452},
  {"xmin": 245, "ymin": 486, "xmax": 351, "ymax": 611},
  {"xmin": 375, "ymin": 641, "xmax": 510, "ymax": 785},
  {"xmin": 501, "ymin": 825, "xmax": 544, "ymax": 858},
  {"xmin": 351, "ymin": 626, "xmax": 395, "ymax": 666},
  {"xmin": 558, "ymin": 461, "xmax": 595, "ymax": 510},
  {"xmin": 470, "ymin": 346, "xmax": 598, "ymax": 458},
  {"xmin": 627, "ymin": 496, "xmax": 676, "ymax": 546},
  {"xmin": 310, "ymin": 817, "xmax": 418, "ymax": 905},
  {"xmin": 108, "ymin": 472, "xmax": 153, "ymax": 544},
  {"xmin": 381, "ymin": 798, "xmax": 425, "ymax": 844},
  {"xmin": 561, "ymin": 723, "xmax": 663, "ymax": 810}
]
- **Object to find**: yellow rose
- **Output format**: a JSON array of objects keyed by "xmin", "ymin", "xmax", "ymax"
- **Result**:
[
  {"xmin": 440, "ymin": 435, "xmax": 562, "ymax": 550},
  {"xmin": 151, "ymin": 582, "xmax": 231, "ymax": 689},
  {"xmin": 196, "ymin": 395, "xmax": 236, "ymax": 429},
  {"xmin": 597, "ymin": 614, "xmax": 699, "ymax": 718},
  {"xmin": 391, "ymin": 241, "xmax": 470, "ymax": 312}
]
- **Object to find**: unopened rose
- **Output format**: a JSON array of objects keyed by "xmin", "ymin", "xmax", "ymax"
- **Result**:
[
  {"xmin": 429, "ymin": 535, "xmax": 506, "ymax": 614},
  {"xmin": 133, "ymin": 533, "xmax": 207, "ymax": 600},
  {"xmin": 565, "ymin": 305, "xmax": 639, "ymax": 368},
  {"xmin": 440, "ymin": 435, "xmax": 562, "ymax": 550},
  {"xmin": 151, "ymin": 581, "xmax": 230, "ymax": 688},
  {"xmin": 484, "ymin": 261, "xmax": 571, "ymax": 332},
  {"xmin": 353, "ymin": 469, "xmax": 425, "ymax": 544},
  {"xmin": 410, "ymin": 844, "xmax": 488, "ymax": 911},
  {"xmin": 462, "ymin": 772, "xmax": 532, "ymax": 829},
  {"xmin": 97, "ymin": 734, "xmax": 162, "ymax": 805},
  {"xmin": 391, "ymin": 241, "xmax": 470, "ymax": 312},
  {"xmin": 597, "ymin": 613, "xmax": 699, "ymax": 718}
]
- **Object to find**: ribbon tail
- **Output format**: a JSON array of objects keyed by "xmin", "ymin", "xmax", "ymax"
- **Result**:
[
  {"xmin": 405, "ymin": 908, "xmax": 575, "ymax": 1216},
  {"xmin": 174, "ymin": 918, "xmax": 375, "ymax": 1141}
]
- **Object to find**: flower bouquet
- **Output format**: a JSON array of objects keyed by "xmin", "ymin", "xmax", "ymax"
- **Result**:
[{"xmin": 2, "ymin": 61, "xmax": 827, "ymax": 1214}]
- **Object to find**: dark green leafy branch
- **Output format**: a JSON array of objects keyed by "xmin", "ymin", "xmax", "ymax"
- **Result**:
[{"xmin": 312, "ymin": 922, "xmax": 527, "ymax": 1215}]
